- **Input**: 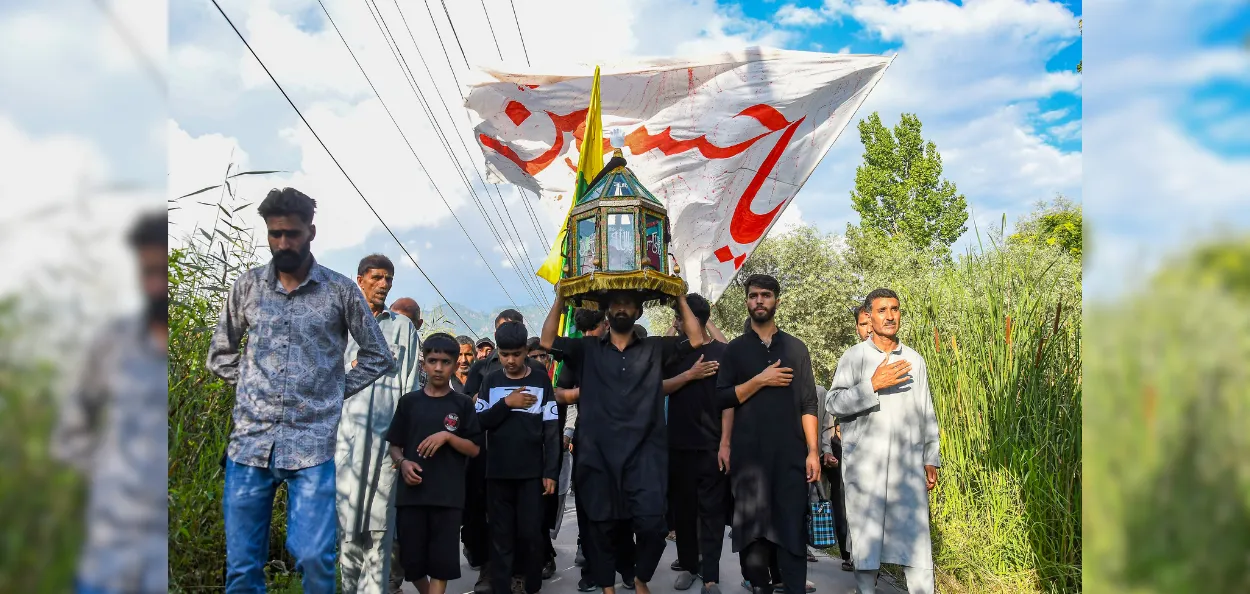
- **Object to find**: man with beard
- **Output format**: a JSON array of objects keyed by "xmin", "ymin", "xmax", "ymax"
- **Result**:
[
  {"xmin": 715, "ymin": 274, "xmax": 820, "ymax": 594},
  {"xmin": 827, "ymin": 289, "xmax": 940, "ymax": 594},
  {"xmin": 208, "ymin": 188, "xmax": 394, "ymax": 593},
  {"xmin": 541, "ymin": 288, "xmax": 705, "ymax": 594},
  {"xmin": 552, "ymin": 309, "xmax": 619, "ymax": 593},
  {"xmin": 452, "ymin": 335, "xmax": 477, "ymax": 393},
  {"xmin": 337, "ymin": 254, "xmax": 423, "ymax": 594},
  {"xmin": 462, "ymin": 310, "xmax": 549, "ymax": 594},
  {"xmin": 53, "ymin": 212, "xmax": 169, "ymax": 594},
  {"xmin": 477, "ymin": 337, "xmax": 496, "ymax": 360}
]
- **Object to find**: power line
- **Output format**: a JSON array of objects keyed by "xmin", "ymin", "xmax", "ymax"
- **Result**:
[
  {"xmin": 478, "ymin": 0, "xmax": 505, "ymax": 61},
  {"xmin": 384, "ymin": 0, "xmax": 547, "ymax": 295},
  {"xmin": 361, "ymin": 0, "xmax": 549, "ymax": 307},
  {"xmin": 88, "ymin": 0, "xmax": 166, "ymax": 96},
  {"xmin": 379, "ymin": 0, "xmax": 550, "ymax": 303},
  {"xmin": 208, "ymin": 0, "xmax": 481, "ymax": 338},
  {"xmin": 439, "ymin": 0, "xmax": 470, "ymax": 70},
  {"xmin": 422, "ymin": 0, "xmax": 553, "ymax": 258},
  {"xmin": 315, "ymin": 0, "xmax": 542, "ymax": 312},
  {"xmin": 506, "ymin": 0, "xmax": 531, "ymax": 67}
]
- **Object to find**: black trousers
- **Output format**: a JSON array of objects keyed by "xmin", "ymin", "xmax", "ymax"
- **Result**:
[
  {"xmin": 488, "ymin": 478, "xmax": 545, "ymax": 594},
  {"xmin": 669, "ymin": 449, "xmax": 728, "ymax": 583},
  {"xmin": 584, "ymin": 518, "xmax": 664, "ymax": 587},
  {"xmin": 462, "ymin": 454, "xmax": 490, "ymax": 567},
  {"xmin": 741, "ymin": 539, "xmax": 805, "ymax": 594},
  {"xmin": 829, "ymin": 437, "xmax": 850, "ymax": 561}
]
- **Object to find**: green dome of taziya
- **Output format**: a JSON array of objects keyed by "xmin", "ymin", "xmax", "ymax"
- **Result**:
[
  {"xmin": 578, "ymin": 164, "xmax": 664, "ymax": 207},
  {"xmin": 558, "ymin": 151, "xmax": 685, "ymax": 309}
]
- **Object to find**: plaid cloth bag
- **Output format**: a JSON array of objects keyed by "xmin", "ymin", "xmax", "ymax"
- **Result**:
[{"xmin": 807, "ymin": 482, "xmax": 837, "ymax": 548}]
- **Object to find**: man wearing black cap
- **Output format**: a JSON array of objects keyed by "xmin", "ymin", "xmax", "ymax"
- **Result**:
[
  {"xmin": 541, "ymin": 288, "xmax": 704, "ymax": 594},
  {"xmin": 477, "ymin": 337, "xmax": 496, "ymax": 360}
]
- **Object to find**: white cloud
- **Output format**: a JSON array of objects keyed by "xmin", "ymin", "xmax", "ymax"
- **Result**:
[
  {"xmin": 776, "ymin": 4, "xmax": 828, "ymax": 27},
  {"xmin": 1038, "ymin": 108, "xmax": 1069, "ymax": 122},
  {"xmin": 784, "ymin": 0, "xmax": 1082, "ymax": 259},
  {"xmin": 0, "ymin": 115, "xmax": 156, "ymax": 321},
  {"xmin": 829, "ymin": 0, "xmax": 1075, "ymax": 39},
  {"xmin": 1081, "ymin": 0, "xmax": 1250, "ymax": 297},
  {"xmin": 1048, "ymin": 120, "xmax": 1081, "ymax": 142}
]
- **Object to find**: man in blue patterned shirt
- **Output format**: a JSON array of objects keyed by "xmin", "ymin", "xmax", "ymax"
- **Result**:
[{"xmin": 207, "ymin": 187, "xmax": 394, "ymax": 594}]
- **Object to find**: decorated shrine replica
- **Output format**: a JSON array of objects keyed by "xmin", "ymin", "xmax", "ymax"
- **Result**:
[{"xmin": 556, "ymin": 149, "xmax": 686, "ymax": 309}]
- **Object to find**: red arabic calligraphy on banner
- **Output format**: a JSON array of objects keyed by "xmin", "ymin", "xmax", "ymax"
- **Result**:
[{"xmin": 479, "ymin": 102, "xmax": 804, "ymax": 269}]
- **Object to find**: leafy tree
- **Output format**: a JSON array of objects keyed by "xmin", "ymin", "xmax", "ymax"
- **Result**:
[
  {"xmin": 850, "ymin": 112, "xmax": 969, "ymax": 251},
  {"xmin": 1008, "ymin": 195, "xmax": 1083, "ymax": 258}
]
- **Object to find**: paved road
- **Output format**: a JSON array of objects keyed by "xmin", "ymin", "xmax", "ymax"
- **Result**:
[{"xmin": 402, "ymin": 493, "xmax": 898, "ymax": 594}]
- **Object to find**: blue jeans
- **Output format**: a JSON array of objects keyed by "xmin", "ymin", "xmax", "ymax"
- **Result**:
[{"xmin": 223, "ymin": 456, "xmax": 337, "ymax": 594}]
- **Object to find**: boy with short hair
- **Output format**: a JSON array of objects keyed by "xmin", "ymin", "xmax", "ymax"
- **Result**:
[
  {"xmin": 478, "ymin": 322, "xmax": 561, "ymax": 594},
  {"xmin": 388, "ymin": 333, "xmax": 482, "ymax": 594}
]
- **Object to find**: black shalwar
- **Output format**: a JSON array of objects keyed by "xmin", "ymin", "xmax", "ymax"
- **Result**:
[{"xmin": 551, "ymin": 328, "xmax": 690, "ymax": 587}]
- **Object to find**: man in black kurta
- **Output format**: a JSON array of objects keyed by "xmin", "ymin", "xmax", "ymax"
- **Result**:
[
  {"xmin": 715, "ymin": 274, "xmax": 820, "ymax": 594},
  {"xmin": 542, "ymin": 288, "xmax": 705, "ymax": 594}
]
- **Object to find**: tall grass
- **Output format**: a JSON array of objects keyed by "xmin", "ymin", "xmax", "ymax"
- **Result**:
[
  {"xmin": 0, "ymin": 298, "xmax": 85, "ymax": 593},
  {"xmin": 1083, "ymin": 238, "xmax": 1250, "ymax": 593},
  {"xmin": 894, "ymin": 232, "xmax": 1082, "ymax": 593}
]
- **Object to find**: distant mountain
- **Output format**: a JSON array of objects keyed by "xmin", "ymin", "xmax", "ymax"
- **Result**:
[
  {"xmin": 423, "ymin": 302, "xmax": 549, "ymax": 338},
  {"xmin": 423, "ymin": 301, "xmax": 654, "ymax": 339}
]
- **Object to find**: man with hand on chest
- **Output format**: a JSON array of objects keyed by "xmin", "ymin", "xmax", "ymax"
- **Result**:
[
  {"xmin": 715, "ymin": 274, "xmax": 820, "ymax": 594},
  {"xmin": 827, "ymin": 288, "xmax": 941, "ymax": 594}
]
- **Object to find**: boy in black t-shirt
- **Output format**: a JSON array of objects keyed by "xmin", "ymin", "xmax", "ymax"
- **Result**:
[
  {"xmin": 477, "ymin": 322, "xmax": 560, "ymax": 594},
  {"xmin": 387, "ymin": 333, "xmax": 482, "ymax": 594}
]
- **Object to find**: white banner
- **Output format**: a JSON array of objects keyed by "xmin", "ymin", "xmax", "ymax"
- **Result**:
[{"xmin": 465, "ymin": 47, "xmax": 893, "ymax": 302}]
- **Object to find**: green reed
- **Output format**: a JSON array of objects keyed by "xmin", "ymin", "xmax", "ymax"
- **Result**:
[{"xmin": 882, "ymin": 227, "xmax": 1082, "ymax": 593}]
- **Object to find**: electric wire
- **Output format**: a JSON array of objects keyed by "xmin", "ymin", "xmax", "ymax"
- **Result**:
[{"xmin": 359, "ymin": 0, "xmax": 550, "ymax": 309}]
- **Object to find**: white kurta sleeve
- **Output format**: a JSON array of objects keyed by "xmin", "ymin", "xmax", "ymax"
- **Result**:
[
  {"xmin": 402, "ymin": 327, "xmax": 422, "ymax": 394},
  {"xmin": 827, "ymin": 348, "xmax": 879, "ymax": 417},
  {"xmin": 816, "ymin": 386, "xmax": 833, "ymax": 455},
  {"xmin": 918, "ymin": 359, "xmax": 941, "ymax": 468},
  {"xmin": 565, "ymin": 403, "xmax": 578, "ymax": 438}
]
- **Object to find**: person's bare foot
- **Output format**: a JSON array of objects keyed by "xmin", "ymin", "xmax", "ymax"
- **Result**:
[{"xmin": 634, "ymin": 577, "xmax": 651, "ymax": 594}]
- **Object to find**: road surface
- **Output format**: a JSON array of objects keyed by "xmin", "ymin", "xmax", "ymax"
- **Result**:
[{"xmin": 401, "ymin": 493, "xmax": 899, "ymax": 594}]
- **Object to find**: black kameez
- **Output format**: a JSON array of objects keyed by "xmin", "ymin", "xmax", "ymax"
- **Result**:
[
  {"xmin": 551, "ymin": 328, "xmax": 690, "ymax": 525},
  {"xmin": 715, "ymin": 327, "xmax": 818, "ymax": 557}
]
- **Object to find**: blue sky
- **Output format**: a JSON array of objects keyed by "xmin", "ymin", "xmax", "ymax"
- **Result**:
[{"xmin": 8, "ymin": 0, "xmax": 1248, "ymax": 320}]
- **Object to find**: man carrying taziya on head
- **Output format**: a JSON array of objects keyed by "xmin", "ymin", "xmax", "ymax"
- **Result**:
[
  {"xmin": 541, "ymin": 287, "xmax": 705, "ymax": 594},
  {"xmin": 827, "ymin": 288, "xmax": 941, "ymax": 594}
]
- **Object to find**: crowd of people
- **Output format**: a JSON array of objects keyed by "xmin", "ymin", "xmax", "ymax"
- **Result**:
[{"xmin": 202, "ymin": 187, "xmax": 942, "ymax": 594}]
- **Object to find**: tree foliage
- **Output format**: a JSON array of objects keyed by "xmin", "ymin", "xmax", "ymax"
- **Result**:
[
  {"xmin": 850, "ymin": 112, "xmax": 969, "ymax": 251},
  {"xmin": 1008, "ymin": 195, "xmax": 1083, "ymax": 258}
]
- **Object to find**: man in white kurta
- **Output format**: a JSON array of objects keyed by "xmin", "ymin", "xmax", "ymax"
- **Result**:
[
  {"xmin": 338, "ymin": 255, "xmax": 423, "ymax": 594},
  {"xmin": 827, "ymin": 289, "xmax": 940, "ymax": 594}
]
